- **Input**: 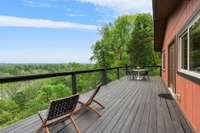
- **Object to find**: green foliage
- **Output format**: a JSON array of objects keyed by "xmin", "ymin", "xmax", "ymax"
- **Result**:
[
  {"xmin": 0, "ymin": 100, "xmax": 19, "ymax": 125},
  {"xmin": 128, "ymin": 13, "xmax": 160, "ymax": 66},
  {"xmin": 0, "ymin": 100, "xmax": 19, "ymax": 114},
  {"xmin": 91, "ymin": 13, "xmax": 161, "ymax": 68},
  {"xmin": 12, "ymin": 92, "xmax": 26, "ymax": 108},
  {"xmin": 0, "ymin": 63, "xmax": 103, "ymax": 127},
  {"xmin": 0, "ymin": 111, "xmax": 13, "ymax": 125},
  {"xmin": 91, "ymin": 15, "xmax": 137, "ymax": 67}
]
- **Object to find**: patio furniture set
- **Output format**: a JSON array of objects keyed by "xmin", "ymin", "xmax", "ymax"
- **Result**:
[{"xmin": 127, "ymin": 67, "xmax": 150, "ymax": 81}]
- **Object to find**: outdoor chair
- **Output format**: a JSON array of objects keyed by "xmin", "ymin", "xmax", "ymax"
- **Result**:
[
  {"xmin": 131, "ymin": 71, "xmax": 138, "ymax": 80},
  {"xmin": 127, "ymin": 70, "xmax": 133, "ymax": 80},
  {"xmin": 75, "ymin": 83, "xmax": 105, "ymax": 117},
  {"xmin": 141, "ymin": 70, "xmax": 150, "ymax": 80},
  {"xmin": 36, "ymin": 94, "xmax": 80, "ymax": 133}
]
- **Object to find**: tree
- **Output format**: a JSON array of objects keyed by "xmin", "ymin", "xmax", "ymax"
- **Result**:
[
  {"xmin": 12, "ymin": 92, "xmax": 26, "ymax": 108},
  {"xmin": 0, "ymin": 99, "xmax": 19, "ymax": 125},
  {"xmin": 91, "ymin": 15, "xmax": 136, "ymax": 67},
  {"xmin": 127, "ymin": 13, "xmax": 160, "ymax": 66},
  {"xmin": 91, "ymin": 40, "xmax": 112, "ymax": 68}
]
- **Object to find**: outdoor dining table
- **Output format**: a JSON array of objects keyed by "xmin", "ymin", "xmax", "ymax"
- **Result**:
[{"xmin": 131, "ymin": 68, "xmax": 149, "ymax": 80}]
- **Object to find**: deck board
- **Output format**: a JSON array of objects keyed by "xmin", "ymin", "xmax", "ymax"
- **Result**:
[{"xmin": 1, "ymin": 77, "xmax": 193, "ymax": 133}]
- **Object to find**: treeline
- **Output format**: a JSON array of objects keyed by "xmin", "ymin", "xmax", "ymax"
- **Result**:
[
  {"xmin": 0, "ymin": 63, "xmax": 95, "ymax": 77},
  {"xmin": 91, "ymin": 13, "xmax": 161, "ymax": 68}
]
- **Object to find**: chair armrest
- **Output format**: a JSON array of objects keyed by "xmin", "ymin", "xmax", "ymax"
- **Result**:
[
  {"xmin": 38, "ymin": 112, "xmax": 45, "ymax": 122},
  {"xmin": 38, "ymin": 110, "xmax": 48, "ymax": 123}
]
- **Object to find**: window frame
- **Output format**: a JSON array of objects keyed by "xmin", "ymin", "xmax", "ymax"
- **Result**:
[
  {"xmin": 179, "ymin": 31, "xmax": 189, "ymax": 70},
  {"xmin": 178, "ymin": 14, "xmax": 200, "ymax": 79}
]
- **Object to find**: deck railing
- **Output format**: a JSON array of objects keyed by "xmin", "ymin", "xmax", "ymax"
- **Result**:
[
  {"xmin": 0, "ymin": 65, "xmax": 161, "ymax": 94},
  {"xmin": 0, "ymin": 66, "xmax": 127, "ymax": 94},
  {"xmin": 0, "ymin": 65, "xmax": 161, "ymax": 126}
]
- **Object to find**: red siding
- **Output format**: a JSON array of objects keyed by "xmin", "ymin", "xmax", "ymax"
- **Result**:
[{"xmin": 161, "ymin": 0, "xmax": 200, "ymax": 132}]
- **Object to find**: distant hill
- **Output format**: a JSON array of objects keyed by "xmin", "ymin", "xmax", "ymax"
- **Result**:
[{"xmin": 0, "ymin": 63, "xmax": 95, "ymax": 77}]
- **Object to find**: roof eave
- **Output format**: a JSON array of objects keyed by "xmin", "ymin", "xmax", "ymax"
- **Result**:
[{"xmin": 153, "ymin": 0, "xmax": 182, "ymax": 52}]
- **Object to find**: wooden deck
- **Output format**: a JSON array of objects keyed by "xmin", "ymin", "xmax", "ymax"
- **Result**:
[{"xmin": 1, "ymin": 77, "xmax": 193, "ymax": 133}]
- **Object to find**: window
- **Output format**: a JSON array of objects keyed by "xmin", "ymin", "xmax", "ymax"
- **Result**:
[
  {"xmin": 162, "ymin": 50, "xmax": 165, "ymax": 70},
  {"xmin": 179, "ymin": 15, "xmax": 200, "ymax": 77},
  {"xmin": 180, "ymin": 33, "xmax": 188, "ymax": 70},
  {"xmin": 189, "ymin": 19, "xmax": 200, "ymax": 74}
]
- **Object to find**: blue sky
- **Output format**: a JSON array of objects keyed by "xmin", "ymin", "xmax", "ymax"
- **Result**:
[{"xmin": 0, "ymin": 0, "xmax": 152, "ymax": 63}]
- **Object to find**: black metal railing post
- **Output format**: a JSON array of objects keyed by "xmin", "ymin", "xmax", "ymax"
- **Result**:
[
  {"xmin": 116, "ymin": 68, "xmax": 120, "ymax": 79},
  {"xmin": 125, "ymin": 64, "xmax": 128, "ymax": 75},
  {"xmin": 101, "ymin": 69, "xmax": 107, "ymax": 85},
  {"xmin": 71, "ymin": 74, "xmax": 77, "ymax": 94}
]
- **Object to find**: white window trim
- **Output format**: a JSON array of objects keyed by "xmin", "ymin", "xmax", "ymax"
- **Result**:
[
  {"xmin": 178, "ymin": 14, "xmax": 200, "ymax": 79},
  {"xmin": 178, "ymin": 69, "xmax": 200, "ymax": 79},
  {"xmin": 179, "ymin": 31, "xmax": 188, "ymax": 70},
  {"xmin": 187, "ymin": 28, "xmax": 190, "ymax": 70}
]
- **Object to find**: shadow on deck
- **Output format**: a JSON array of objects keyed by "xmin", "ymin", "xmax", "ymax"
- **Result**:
[{"xmin": 1, "ymin": 77, "xmax": 193, "ymax": 133}]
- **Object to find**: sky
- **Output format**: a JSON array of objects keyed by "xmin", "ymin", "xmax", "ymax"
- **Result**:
[{"xmin": 0, "ymin": 0, "xmax": 152, "ymax": 64}]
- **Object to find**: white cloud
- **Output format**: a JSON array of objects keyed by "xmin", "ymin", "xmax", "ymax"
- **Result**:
[
  {"xmin": 65, "ymin": 13, "xmax": 85, "ymax": 17},
  {"xmin": 0, "ymin": 16, "xmax": 99, "ymax": 30},
  {"xmin": 79, "ymin": 0, "xmax": 152, "ymax": 14},
  {"xmin": 23, "ymin": 0, "xmax": 56, "ymax": 8}
]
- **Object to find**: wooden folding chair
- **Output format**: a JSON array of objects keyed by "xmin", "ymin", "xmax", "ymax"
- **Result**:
[
  {"xmin": 76, "ymin": 83, "xmax": 104, "ymax": 117},
  {"xmin": 36, "ymin": 94, "xmax": 80, "ymax": 133}
]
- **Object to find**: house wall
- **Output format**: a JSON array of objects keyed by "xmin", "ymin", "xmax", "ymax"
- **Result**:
[{"xmin": 162, "ymin": 0, "xmax": 200, "ymax": 132}]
